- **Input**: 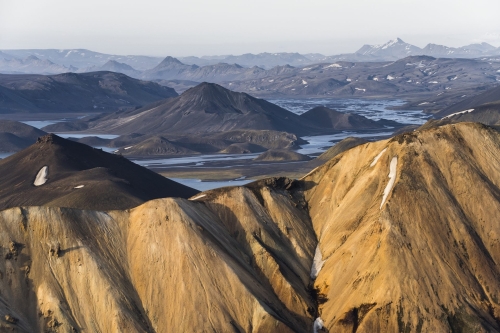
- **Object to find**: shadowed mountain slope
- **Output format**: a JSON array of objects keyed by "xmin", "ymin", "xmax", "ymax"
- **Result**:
[
  {"xmin": 300, "ymin": 106, "xmax": 388, "ymax": 130},
  {"xmin": 69, "ymin": 82, "xmax": 324, "ymax": 136},
  {"xmin": 0, "ymin": 120, "xmax": 47, "ymax": 151},
  {"xmin": 435, "ymin": 85, "xmax": 500, "ymax": 118},
  {"xmin": 0, "ymin": 134, "xmax": 198, "ymax": 210},
  {"xmin": 0, "ymin": 123, "xmax": 499, "ymax": 332},
  {"xmin": 0, "ymin": 72, "xmax": 178, "ymax": 113}
]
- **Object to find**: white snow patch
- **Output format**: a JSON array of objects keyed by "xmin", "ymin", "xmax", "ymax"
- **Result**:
[
  {"xmin": 429, "ymin": 81, "xmax": 438, "ymax": 84},
  {"xmin": 442, "ymin": 109, "xmax": 474, "ymax": 119},
  {"xmin": 325, "ymin": 63, "xmax": 342, "ymax": 68},
  {"xmin": 406, "ymin": 79, "xmax": 412, "ymax": 83},
  {"xmin": 34, "ymin": 166, "xmax": 48, "ymax": 186},
  {"xmin": 310, "ymin": 245, "xmax": 326, "ymax": 279},
  {"xmin": 382, "ymin": 39, "xmax": 399, "ymax": 49},
  {"xmin": 387, "ymin": 75, "xmax": 395, "ymax": 80},
  {"xmin": 451, "ymin": 76, "xmax": 458, "ymax": 80},
  {"xmin": 346, "ymin": 78, "xmax": 352, "ymax": 82},
  {"xmin": 124, "ymin": 146, "xmax": 133, "ymax": 150},
  {"xmin": 373, "ymin": 77, "xmax": 379, "ymax": 81},
  {"xmin": 461, "ymin": 95, "xmax": 467, "ymax": 98},
  {"xmin": 355, "ymin": 88, "xmax": 366, "ymax": 92},
  {"xmin": 370, "ymin": 148, "xmax": 387, "ymax": 167},
  {"xmin": 189, "ymin": 194, "xmax": 206, "ymax": 201},
  {"xmin": 380, "ymin": 157, "xmax": 397, "ymax": 209},
  {"xmin": 268, "ymin": 79, "xmax": 274, "ymax": 82},
  {"xmin": 302, "ymin": 80, "xmax": 308, "ymax": 85},
  {"xmin": 302, "ymin": 67, "xmax": 312, "ymax": 71},
  {"xmin": 445, "ymin": 87, "xmax": 451, "ymax": 90},
  {"xmin": 313, "ymin": 317, "xmax": 324, "ymax": 333},
  {"xmin": 74, "ymin": 185, "xmax": 85, "ymax": 189},
  {"xmin": 418, "ymin": 102, "xmax": 431, "ymax": 105}
]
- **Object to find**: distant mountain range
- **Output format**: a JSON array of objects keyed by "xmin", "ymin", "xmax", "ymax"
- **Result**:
[
  {"xmin": 1, "ymin": 38, "xmax": 499, "ymax": 76},
  {"xmin": 0, "ymin": 72, "xmax": 177, "ymax": 113},
  {"xmin": 1, "ymin": 40, "xmax": 499, "ymax": 113}
]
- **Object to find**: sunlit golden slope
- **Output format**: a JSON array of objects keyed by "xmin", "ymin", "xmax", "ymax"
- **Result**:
[
  {"xmin": 0, "ymin": 123, "xmax": 499, "ymax": 332},
  {"xmin": 305, "ymin": 122, "xmax": 500, "ymax": 332}
]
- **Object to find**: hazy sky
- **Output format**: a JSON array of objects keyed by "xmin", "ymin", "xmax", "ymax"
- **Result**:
[{"xmin": 1, "ymin": 0, "xmax": 499, "ymax": 56}]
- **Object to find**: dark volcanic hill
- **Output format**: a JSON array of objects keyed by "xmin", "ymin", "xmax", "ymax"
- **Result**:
[
  {"xmin": 300, "ymin": 106, "xmax": 391, "ymax": 130},
  {"xmin": 435, "ymin": 85, "xmax": 500, "ymax": 118},
  {"xmin": 0, "ymin": 72, "xmax": 178, "ymax": 113},
  {"xmin": 0, "ymin": 120, "xmax": 47, "ymax": 151},
  {"xmin": 0, "ymin": 134, "xmax": 198, "ymax": 210},
  {"xmin": 141, "ymin": 56, "xmax": 199, "ymax": 80},
  {"xmin": 76, "ymin": 82, "xmax": 323, "ymax": 136},
  {"xmin": 253, "ymin": 149, "xmax": 311, "ymax": 162}
]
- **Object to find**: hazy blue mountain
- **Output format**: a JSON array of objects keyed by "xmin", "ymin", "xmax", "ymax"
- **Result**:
[{"xmin": 1, "ymin": 49, "xmax": 163, "ymax": 70}]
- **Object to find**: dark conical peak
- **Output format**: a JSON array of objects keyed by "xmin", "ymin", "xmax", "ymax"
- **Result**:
[
  {"xmin": 158, "ymin": 56, "xmax": 184, "ymax": 66},
  {"xmin": 181, "ymin": 82, "xmax": 251, "ymax": 102},
  {"xmin": 183, "ymin": 82, "xmax": 228, "ymax": 95},
  {"xmin": 36, "ymin": 133, "xmax": 67, "ymax": 145}
]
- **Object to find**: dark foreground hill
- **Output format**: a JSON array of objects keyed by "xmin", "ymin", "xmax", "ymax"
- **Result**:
[
  {"xmin": 0, "ymin": 134, "xmax": 197, "ymax": 210},
  {"xmin": 0, "ymin": 123, "xmax": 498, "ymax": 332},
  {"xmin": 0, "ymin": 72, "xmax": 178, "ymax": 113}
]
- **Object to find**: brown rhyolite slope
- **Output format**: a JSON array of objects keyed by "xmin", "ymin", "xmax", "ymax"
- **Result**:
[
  {"xmin": 304, "ymin": 122, "xmax": 500, "ymax": 332},
  {"xmin": 0, "ymin": 123, "xmax": 499, "ymax": 332}
]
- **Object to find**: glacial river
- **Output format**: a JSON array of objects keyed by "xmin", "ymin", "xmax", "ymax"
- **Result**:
[{"xmin": 5, "ymin": 98, "xmax": 429, "ymax": 191}]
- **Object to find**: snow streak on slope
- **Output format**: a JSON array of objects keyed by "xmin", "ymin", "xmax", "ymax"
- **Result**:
[{"xmin": 380, "ymin": 156, "xmax": 397, "ymax": 209}]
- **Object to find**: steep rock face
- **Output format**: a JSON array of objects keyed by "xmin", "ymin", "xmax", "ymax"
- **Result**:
[
  {"xmin": 304, "ymin": 123, "xmax": 500, "ymax": 332},
  {"xmin": 0, "ymin": 180, "xmax": 317, "ymax": 332}
]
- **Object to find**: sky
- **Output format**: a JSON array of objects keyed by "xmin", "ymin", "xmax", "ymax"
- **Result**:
[{"xmin": 1, "ymin": 0, "xmax": 499, "ymax": 57}]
